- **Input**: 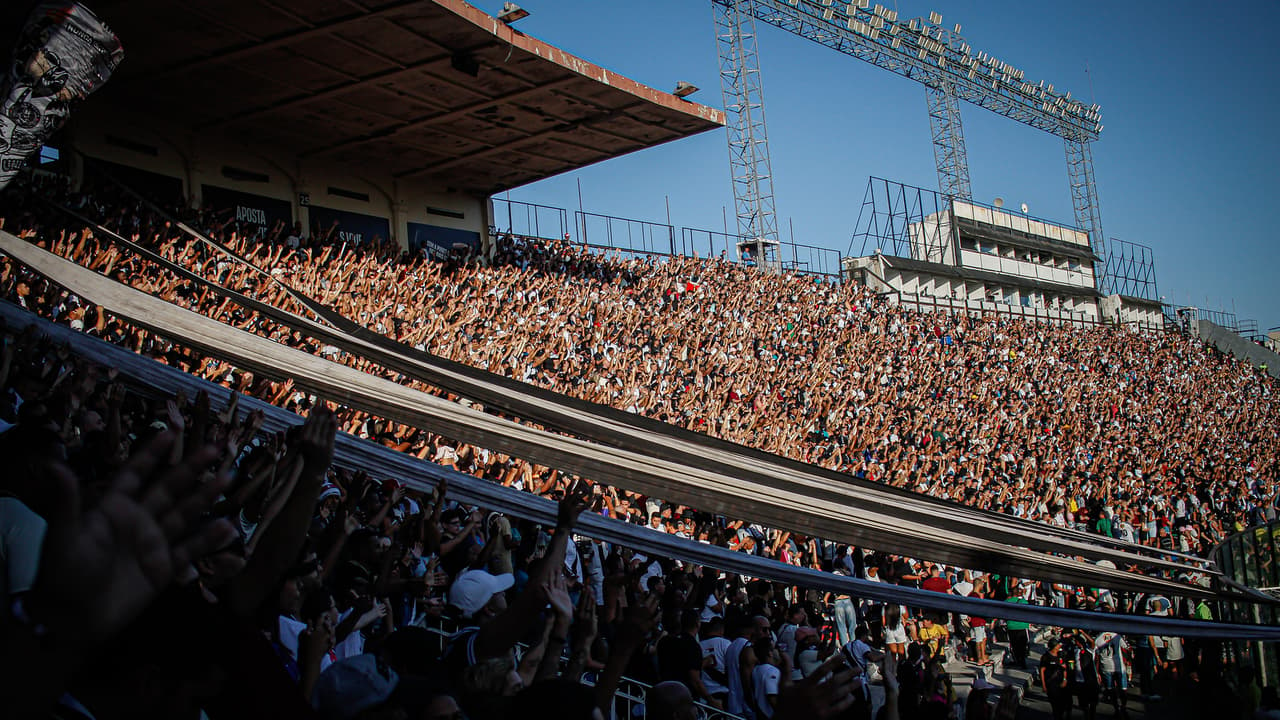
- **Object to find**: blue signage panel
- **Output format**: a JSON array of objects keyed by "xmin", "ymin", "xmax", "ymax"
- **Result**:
[
  {"xmin": 407, "ymin": 222, "xmax": 481, "ymax": 259},
  {"xmin": 201, "ymin": 185, "xmax": 294, "ymax": 238},
  {"xmin": 308, "ymin": 205, "xmax": 391, "ymax": 247}
]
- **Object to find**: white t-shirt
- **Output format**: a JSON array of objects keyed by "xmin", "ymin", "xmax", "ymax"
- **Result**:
[
  {"xmin": 725, "ymin": 637, "xmax": 752, "ymax": 718},
  {"xmin": 278, "ymin": 615, "xmax": 335, "ymax": 674},
  {"xmin": 751, "ymin": 663, "xmax": 781, "ymax": 718},
  {"xmin": 701, "ymin": 592, "xmax": 723, "ymax": 622},
  {"xmin": 0, "ymin": 497, "xmax": 46, "ymax": 605},
  {"xmin": 700, "ymin": 636, "xmax": 732, "ymax": 695},
  {"xmin": 777, "ymin": 623, "xmax": 799, "ymax": 669},
  {"xmin": 1095, "ymin": 632, "xmax": 1128, "ymax": 674}
]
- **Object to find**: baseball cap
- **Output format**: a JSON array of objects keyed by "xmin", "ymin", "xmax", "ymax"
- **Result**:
[
  {"xmin": 448, "ymin": 569, "xmax": 515, "ymax": 618},
  {"xmin": 312, "ymin": 654, "xmax": 399, "ymax": 720}
]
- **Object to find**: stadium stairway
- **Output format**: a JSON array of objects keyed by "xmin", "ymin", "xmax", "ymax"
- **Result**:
[{"xmin": 1195, "ymin": 319, "xmax": 1280, "ymax": 380}]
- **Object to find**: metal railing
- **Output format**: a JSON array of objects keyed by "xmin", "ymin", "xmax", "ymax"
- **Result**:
[
  {"xmin": 412, "ymin": 616, "xmax": 742, "ymax": 720},
  {"xmin": 488, "ymin": 196, "xmax": 843, "ymax": 281},
  {"xmin": 680, "ymin": 226, "xmax": 747, "ymax": 260},
  {"xmin": 779, "ymin": 240, "xmax": 843, "ymax": 280},
  {"xmin": 889, "ymin": 291, "xmax": 1105, "ymax": 329},
  {"xmin": 1213, "ymin": 521, "xmax": 1280, "ymax": 687},
  {"xmin": 491, "ymin": 198, "xmax": 571, "ymax": 243},
  {"xmin": 576, "ymin": 210, "xmax": 677, "ymax": 257}
]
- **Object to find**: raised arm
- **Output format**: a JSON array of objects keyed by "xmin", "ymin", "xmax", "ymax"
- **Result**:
[
  {"xmin": 473, "ymin": 485, "xmax": 588, "ymax": 660},
  {"xmin": 223, "ymin": 408, "xmax": 336, "ymax": 618}
]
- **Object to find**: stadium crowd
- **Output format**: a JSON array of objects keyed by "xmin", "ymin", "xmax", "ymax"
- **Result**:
[{"xmin": 1, "ymin": 178, "xmax": 1279, "ymax": 720}]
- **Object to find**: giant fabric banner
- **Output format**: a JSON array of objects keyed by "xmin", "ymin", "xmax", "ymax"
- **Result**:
[{"xmin": 0, "ymin": 3, "xmax": 124, "ymax": 189}]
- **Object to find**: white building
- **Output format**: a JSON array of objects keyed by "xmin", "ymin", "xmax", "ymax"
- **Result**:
[{"xmin": 845, "ymin": 197, "xmax": 1163, "ymax": 331}]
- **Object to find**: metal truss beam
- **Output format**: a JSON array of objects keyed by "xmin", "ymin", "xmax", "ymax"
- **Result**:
[
  {"xmin": 851, "ymin": 177, "xmax": 950, "ymax": 260},
  {"xmin": 925, "ymin": 83, "xmax": 972, "ymax": 200},
  {"xmin": 1103, "ymin": 238, "xmax": 1159, "ymax": 301},
  {"xmin": 712, "ymin": 0, "xmax": 1101, "ymax": 142},
  {"xmin": 1065, "ymin": 137, "xmax": 1106, "ymax": 289},
  {"xmin": 715, "ymin": 0, "xmax": 781, "ymax": 267}
]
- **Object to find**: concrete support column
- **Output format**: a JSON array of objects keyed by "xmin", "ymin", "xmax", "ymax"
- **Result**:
[
  {"xmin": 187, "ymin": 136, "xmax": 207, "ymax": 211},
  {"xmin": 393, "ymin": 197, "xmax": 409, "ymax": 250},
  {"xmin": 295, "ymin": 168, "xmax": 315, "ymax": 239}
]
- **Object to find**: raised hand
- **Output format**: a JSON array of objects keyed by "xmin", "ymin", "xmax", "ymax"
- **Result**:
[
  {"xmin": 355, "ymin": 599, "xmax": 388, "ymax": 630},
  {"xmin": 192, "ymin": 388, "xmax": 210, "ymax": 420},
  {"xmin": 343, "ymin": 512, "xmax": 362, "ymax": 536},
  {"xmin": 164, "ymin": 398, "xmax": 186, "ymax": 431},
  {"xmin": 544, "ymin": 569, "xmax": 575, "ymax": 622},
  {"xmin": 297, "ymin": 406, "xmax": 337, "ymax": 472},
  {"xmin": 242, "ymin": 408, "xmax": 266, "ymax": 439},
  {"xmin": 617, "ymin": 592, "xmax": 661, "ymax": 646},
  {"xmin": 571, "ymin": 584, "xmax": 598, "ymax": 652},
  {"xmin": 774, "ymin": 654, "xmax": 860, "ymax": 720},
  {"xmin": 557, "ymin": 480, "xmax": 591, "ymax": 530},
  {"xmin": 216, "ymin": 389, "xmax": 240, "ymax": 426},
  {"xmin": 30, "ymin": 433, "xmax": 235, "ymax": 643},
  {"xmin": 298, "ymin": 617, "xmax": 335, "ymax": 681},
  {"xmin": 881, "ymin": 650, "xmax": 899, "ymax": 694},
  {"xmin": 346, "ymin": 471, "xmax": 371, "ymax": 511}
]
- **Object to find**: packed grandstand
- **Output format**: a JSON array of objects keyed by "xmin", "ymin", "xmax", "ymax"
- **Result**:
[{"xmin": 2, "ymin": 2, "xmax": 1280, "ymax": 720}]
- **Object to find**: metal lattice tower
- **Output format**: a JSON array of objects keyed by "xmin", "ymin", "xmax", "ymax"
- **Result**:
[
  {"xmin": 925, "ymin": 83, "xmax": 972, "ymax": 200},
  {"xmin": 714, "ymin": 0, "xmax": 781, "ymax": 268},
  {"xmin": 708, "ymin": 0, "xmax": 1113, "ymax": 290},
  {"xmin": 1065, "ymin": 137, "xmax": 1106, "ymax": 286}
]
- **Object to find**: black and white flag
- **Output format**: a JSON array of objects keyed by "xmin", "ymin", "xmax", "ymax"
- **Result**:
[{"xmin": 0, "ymin": 3, "xmax": 123, "ymax": 189}]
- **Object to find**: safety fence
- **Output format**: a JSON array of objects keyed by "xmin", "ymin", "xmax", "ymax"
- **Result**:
[
  {"xmin": 890, "ymin": 291, "xmax": 1102, "ymax": 329},
  {"xmin": 411, "ymin": 616, "xmax": 742, "ymax": 720},
  {"xmin": 491, "ymin": 198, "xmax": 842, "ymax": 281},
  {"xmin": 1214, "ymin": 522, "xmax": 1280, "ymax": 687}
]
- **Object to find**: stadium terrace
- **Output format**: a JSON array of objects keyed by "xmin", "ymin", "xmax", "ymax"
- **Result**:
[{"xmin": 0, "ymin": 2, "xmax": 1278, "ymax": 720}]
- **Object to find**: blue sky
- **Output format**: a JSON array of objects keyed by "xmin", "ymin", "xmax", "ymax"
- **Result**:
[{"xmin": 476, "ymin": 0, "xmax": 1279, "ymax": 334}]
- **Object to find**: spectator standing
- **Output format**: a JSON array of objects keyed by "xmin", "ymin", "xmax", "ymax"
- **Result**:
[
  {"xmin": 699, "ymin": 616, "xmax": 731, "ymax": 707},
  {"xmin": 1005, "ymin": 591, "xmax": 1031, "ymax": 669},
  {"xmin": 1040, "ymin": 638, "xmax": 1072, "ymax": 720},
  {"xmin": 839, "ymin": 625, "xmax": 884, "ymax": 720},
  {"xmin": 749, "ymin": 636, "xmax": 784, "ymax": 719}
]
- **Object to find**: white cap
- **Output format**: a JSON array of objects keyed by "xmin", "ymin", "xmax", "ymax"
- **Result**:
[{"xmin": 448, "ymin": 569, "xmax": 514, "ymax": 618}]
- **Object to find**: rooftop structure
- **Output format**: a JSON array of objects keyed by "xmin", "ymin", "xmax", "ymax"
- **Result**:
[{"xmin": 89, "ymin": 0, "xmax": 724, "ymax": 195}]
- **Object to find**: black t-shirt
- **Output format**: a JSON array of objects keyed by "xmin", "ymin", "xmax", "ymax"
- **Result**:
[
  {"xmin": 1076, "ymin": 647, "xmax": 1099, "ymax": 689},
  {"xmin": 1040, "ymin": 653, "xmax": 1067, "ymax": 695},
  {"xmin": 892, "ymin": 559, "xmax": 915, "ymax": 587},
  {"xmin": 657, "ymin": 633, "xmax": 703, "ymax": 691}
]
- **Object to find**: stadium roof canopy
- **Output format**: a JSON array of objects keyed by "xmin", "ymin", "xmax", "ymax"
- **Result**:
[{"xmin": 91, "ymin": 0, "xmax": 724, "ymax": 195}]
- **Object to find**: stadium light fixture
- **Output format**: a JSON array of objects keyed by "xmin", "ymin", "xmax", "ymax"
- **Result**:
[
  {"xmin": 673, "ymin": 81, "xmax": 699, "ymax": 98},
  {"xmin": 497, "ymin": 2, "xmax": 529, "ymax": 24}
]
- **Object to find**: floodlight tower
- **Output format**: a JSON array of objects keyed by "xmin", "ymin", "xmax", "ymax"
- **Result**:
[
  {"xmin": 714, "ymin": 0, "xmax": 782, "ymax": 270},
  {"xmin": 709, "ymin": 0, "xmax": 1109, "ymax": 286}
]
